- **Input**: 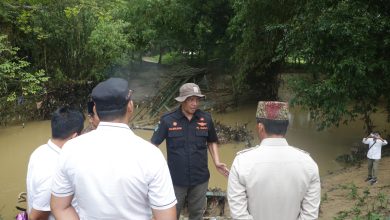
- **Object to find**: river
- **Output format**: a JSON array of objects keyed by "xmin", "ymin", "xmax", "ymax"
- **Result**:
[{"xmin": 0, "ymin": 103, "xmax": 389, "ymax": 219}]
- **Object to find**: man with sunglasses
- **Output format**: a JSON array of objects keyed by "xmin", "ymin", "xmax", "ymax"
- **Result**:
[{"xmin": 51, "ymin": 77, "xmax": 177, "ymax": 220}]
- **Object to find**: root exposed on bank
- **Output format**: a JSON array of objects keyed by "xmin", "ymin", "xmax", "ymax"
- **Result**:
[{"xmin": 215, "ymin": 121, "xmax": 254, "ymax": 147}]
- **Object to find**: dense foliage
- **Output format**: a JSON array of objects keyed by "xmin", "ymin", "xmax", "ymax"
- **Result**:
[
  {"xmin": 278, "ymin": 0, "xmax": 390, "ymax": 132},
  {"xmin": 0, "ymin": 34, "xmax": 48, "ymax": 123},
  {"xmin": 0, "ymin": 0, "xmax": 389, "ymax": 131},
  {"xmin": 228, "ymin": 0, "xmax": 300, "ymax": 99}
]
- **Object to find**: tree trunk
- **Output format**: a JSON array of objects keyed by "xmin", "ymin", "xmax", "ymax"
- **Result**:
[
  {"xmin": 139, "ymin": 52, "xmax": 143, "ymax": 65},
  {"xmin": 44, "ymin": 44, "xmax": 47, "ymax": 73},
  {"xmin": 158, "ymin": 46, "xmax": 163, "ymax": 64},
  {"xmin": 362, "ymin": 111, "xmax": 374, "ymax": 134}
]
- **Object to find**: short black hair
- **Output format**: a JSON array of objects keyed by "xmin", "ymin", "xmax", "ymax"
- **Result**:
[
  {"xmin": 87, "ymin": 101, "xmax": 94, "ymax": 116},
  {"xmin": 257, "ymin": 118, "xmax": 289, "ymax": 136},
  {"xmin": 96, "ymin": 101, "xmax": 129, "ymax": 121},
  {"xmin": 51, "ymin": 107, "xmax": 84, "ymax": 139},
  {"xmin": 372, "ymin": 131, "xmax": 380, "ymax": 136}
]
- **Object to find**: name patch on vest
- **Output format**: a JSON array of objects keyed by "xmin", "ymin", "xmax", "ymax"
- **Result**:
[{"xmin": 169, "ymin": 127, "xmax": 183, "ymax": 131}]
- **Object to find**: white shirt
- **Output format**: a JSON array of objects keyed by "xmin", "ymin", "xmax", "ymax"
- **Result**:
[
  {"xmin": 228, "ymin": 138, "xmax": 321, "ymax": 220},
  {"xmin": 52, "ymin": 122, "xmax": 177, "ymax": 220},
  {"xmin": 26, "ymin": 140, "xmax": 60, "ymax": 220},
  {"xmin": 363, "ymin": 138, "xmax": 388, "ymax": 160}
]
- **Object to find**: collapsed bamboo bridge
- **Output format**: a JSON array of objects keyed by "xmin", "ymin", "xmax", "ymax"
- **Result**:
[{"xmin": 131, "ymin": 65, "xmax": 207, "ymax": 126}]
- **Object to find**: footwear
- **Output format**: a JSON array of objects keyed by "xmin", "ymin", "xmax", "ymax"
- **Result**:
[
  {"xmin": 369, "ymin": 178, "xmax": 377, "ymax": 185},
  {"xmin": 365, "ymin": 177, "xmax": 372, "ymax": 182}
]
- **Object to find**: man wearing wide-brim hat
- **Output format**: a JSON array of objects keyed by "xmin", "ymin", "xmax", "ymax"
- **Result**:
[
  {"xmin": 227, "ymin": 101, "xmax": 321, "ymax": 220},
  {"xmin": 151, "ymin": 83, "xmax": 229, "ymax": 220}
]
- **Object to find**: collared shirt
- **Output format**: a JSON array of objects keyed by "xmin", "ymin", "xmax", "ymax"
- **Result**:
[
  {"xmin": 362, "ymin": 138, "xmax": 388, "ymax": 159},
  {"xmin": 151, "ymin": 107, "xmax": 218, "ymax": 186},
  {"xmin": 228, "ymin": 138, "xmax": 321, "ymax": 220},
  {"xmin": 52, "ymin": 122, "xmax": 177, "ymax": 220},
  {"xmin": 26, "ymin": 139, "xmax": 61, "ymax": 220}
]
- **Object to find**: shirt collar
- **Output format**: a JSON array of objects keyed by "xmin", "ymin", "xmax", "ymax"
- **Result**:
[
  {"xmin": 47, "ymin": 139, "xmax": 61, "ymax": 154},
  {"xmin": 175, "ymin": 107, "xmax": 201, "ymax": 120},
  {"xmin": 260, "ymin": 138, "xmax": 289, "ymax": 147},
  {"xmin": 97, "ymin": 121, "xmax": 132, "ymax": 131}
]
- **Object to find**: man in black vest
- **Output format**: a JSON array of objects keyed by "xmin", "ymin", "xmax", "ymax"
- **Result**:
[{"xmin": 151, "ymin": 83, "xmax": 229, "ymax": 220}]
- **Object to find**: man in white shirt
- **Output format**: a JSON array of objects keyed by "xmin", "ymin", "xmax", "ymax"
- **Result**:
[
  {"xmin": 362, "ymin": 132, "xmax": 388, "ymax": 185},
  {"xmin": 51, "ymin": 77, "xmax": 177, "ymax": 220},
  {"xmin": 27, "ymin": 107, "xmax": 84, "ymax": 220},
  {"xmin": 227, "ymin": 101, "xmax": 321, "ymax": 220}
]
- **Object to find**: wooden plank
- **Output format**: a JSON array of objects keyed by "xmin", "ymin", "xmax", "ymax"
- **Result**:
[{"xmin": 206, "ymin": 191, "xmax": 226, "ymax": 197}]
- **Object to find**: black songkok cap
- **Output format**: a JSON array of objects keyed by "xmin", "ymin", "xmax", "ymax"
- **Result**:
[{"xmin": 91, "ymin": 78, "xmax": 130, "ymax": 112}]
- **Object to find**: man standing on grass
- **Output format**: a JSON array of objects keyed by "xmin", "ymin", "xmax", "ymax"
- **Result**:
[{"xmin": 362, "ymin": 131, "xmax": 388, "ymax": 185}]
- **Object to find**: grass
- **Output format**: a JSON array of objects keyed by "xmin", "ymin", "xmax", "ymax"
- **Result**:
[
  {"xmin": 147, "ymin": 51, "xmax": 186, "ymax": 65},
  {"xmin": 285, "ymin": 56, "xmax": 306, "ymax": 64},
  {"xmin": 325, "ymin": 184, "xmax": 390, "ymax": 220}
]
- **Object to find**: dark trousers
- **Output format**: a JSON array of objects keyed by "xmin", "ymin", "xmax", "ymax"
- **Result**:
[
  {"xmin": 368, "ymin": 159, "xmax": 379, "ymax": 179},
  {"xmin": 174, "ymin": 181, "xmax": 208, "ymax": 220}
]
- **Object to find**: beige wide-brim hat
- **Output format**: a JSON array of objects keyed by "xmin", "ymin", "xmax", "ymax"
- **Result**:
[{"xmin": 175, "ymin": 83, "xmax": 205, "ymax": 102}]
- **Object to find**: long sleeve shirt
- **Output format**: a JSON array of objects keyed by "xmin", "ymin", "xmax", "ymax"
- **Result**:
[
  {"xmin": 362, "ymin": 137, "xmax": 388, "ymax": 159},
  {"xmin": 228, "ymin": 138, "xmax": 321, "ymax": 220}
]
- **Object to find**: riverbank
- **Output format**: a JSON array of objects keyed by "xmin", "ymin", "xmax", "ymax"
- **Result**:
[
  {"xmin": 183, "ymin": 157, "xmax": 390, "ymax": 220},
  {"xmin": 319, "ymin": 156, "xmax": 390, "ymax": 219}
]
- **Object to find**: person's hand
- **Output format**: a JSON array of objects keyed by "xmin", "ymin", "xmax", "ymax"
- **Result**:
[{"xmin": 215, "ymin": 162, "xmax": 229, "ymax": 177}]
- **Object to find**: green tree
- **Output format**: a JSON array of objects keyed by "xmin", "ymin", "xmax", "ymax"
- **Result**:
[
  {"xmin": 147, "ymin": 0, "xmax": 187, "ymax": 64},
  {"xmin": 2, "ymin": 0, "xmax": 131, "ymax": 80},
  {"xmin": 1, "ymin": 0, "xmax": 133, "ymax": 119},
  {"xmin": 228, "ymin": 0, "xmax": 300, "ymax": 99},
  {"xmin": 0, "ymin": 34, "xmax": 48, "ymax": 123},
  {"xmin": 279, "ymin": 0, "xmax": 390, "ymax": 132},
  {"xmin": 144, "ymin": 0, "xmax": 232, "ymax": 65},
  {"xmin": 175, "ymin": 0, "xmax": 232, "ymax": 64},
  {"xmin": 87, "ymin": 18, "xmax": 132, "ymax": 76},
  {"xmin": 115, "ymin": 0, "xmax": 157, "ymax": 63}
]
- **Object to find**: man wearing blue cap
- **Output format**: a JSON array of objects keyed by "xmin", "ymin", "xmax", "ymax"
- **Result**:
[
  {"xmin": 51, "ymin": 78, "xmax": 177, "ymax": 220},
  {"xmin": 228, "ymin": 101, "xmax": 321, "ymax": 220}
]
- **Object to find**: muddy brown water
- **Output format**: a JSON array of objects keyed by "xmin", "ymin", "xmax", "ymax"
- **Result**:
[{"xmin": 1, "ymin": 104, "xmax": 389, "ymax": 219}]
